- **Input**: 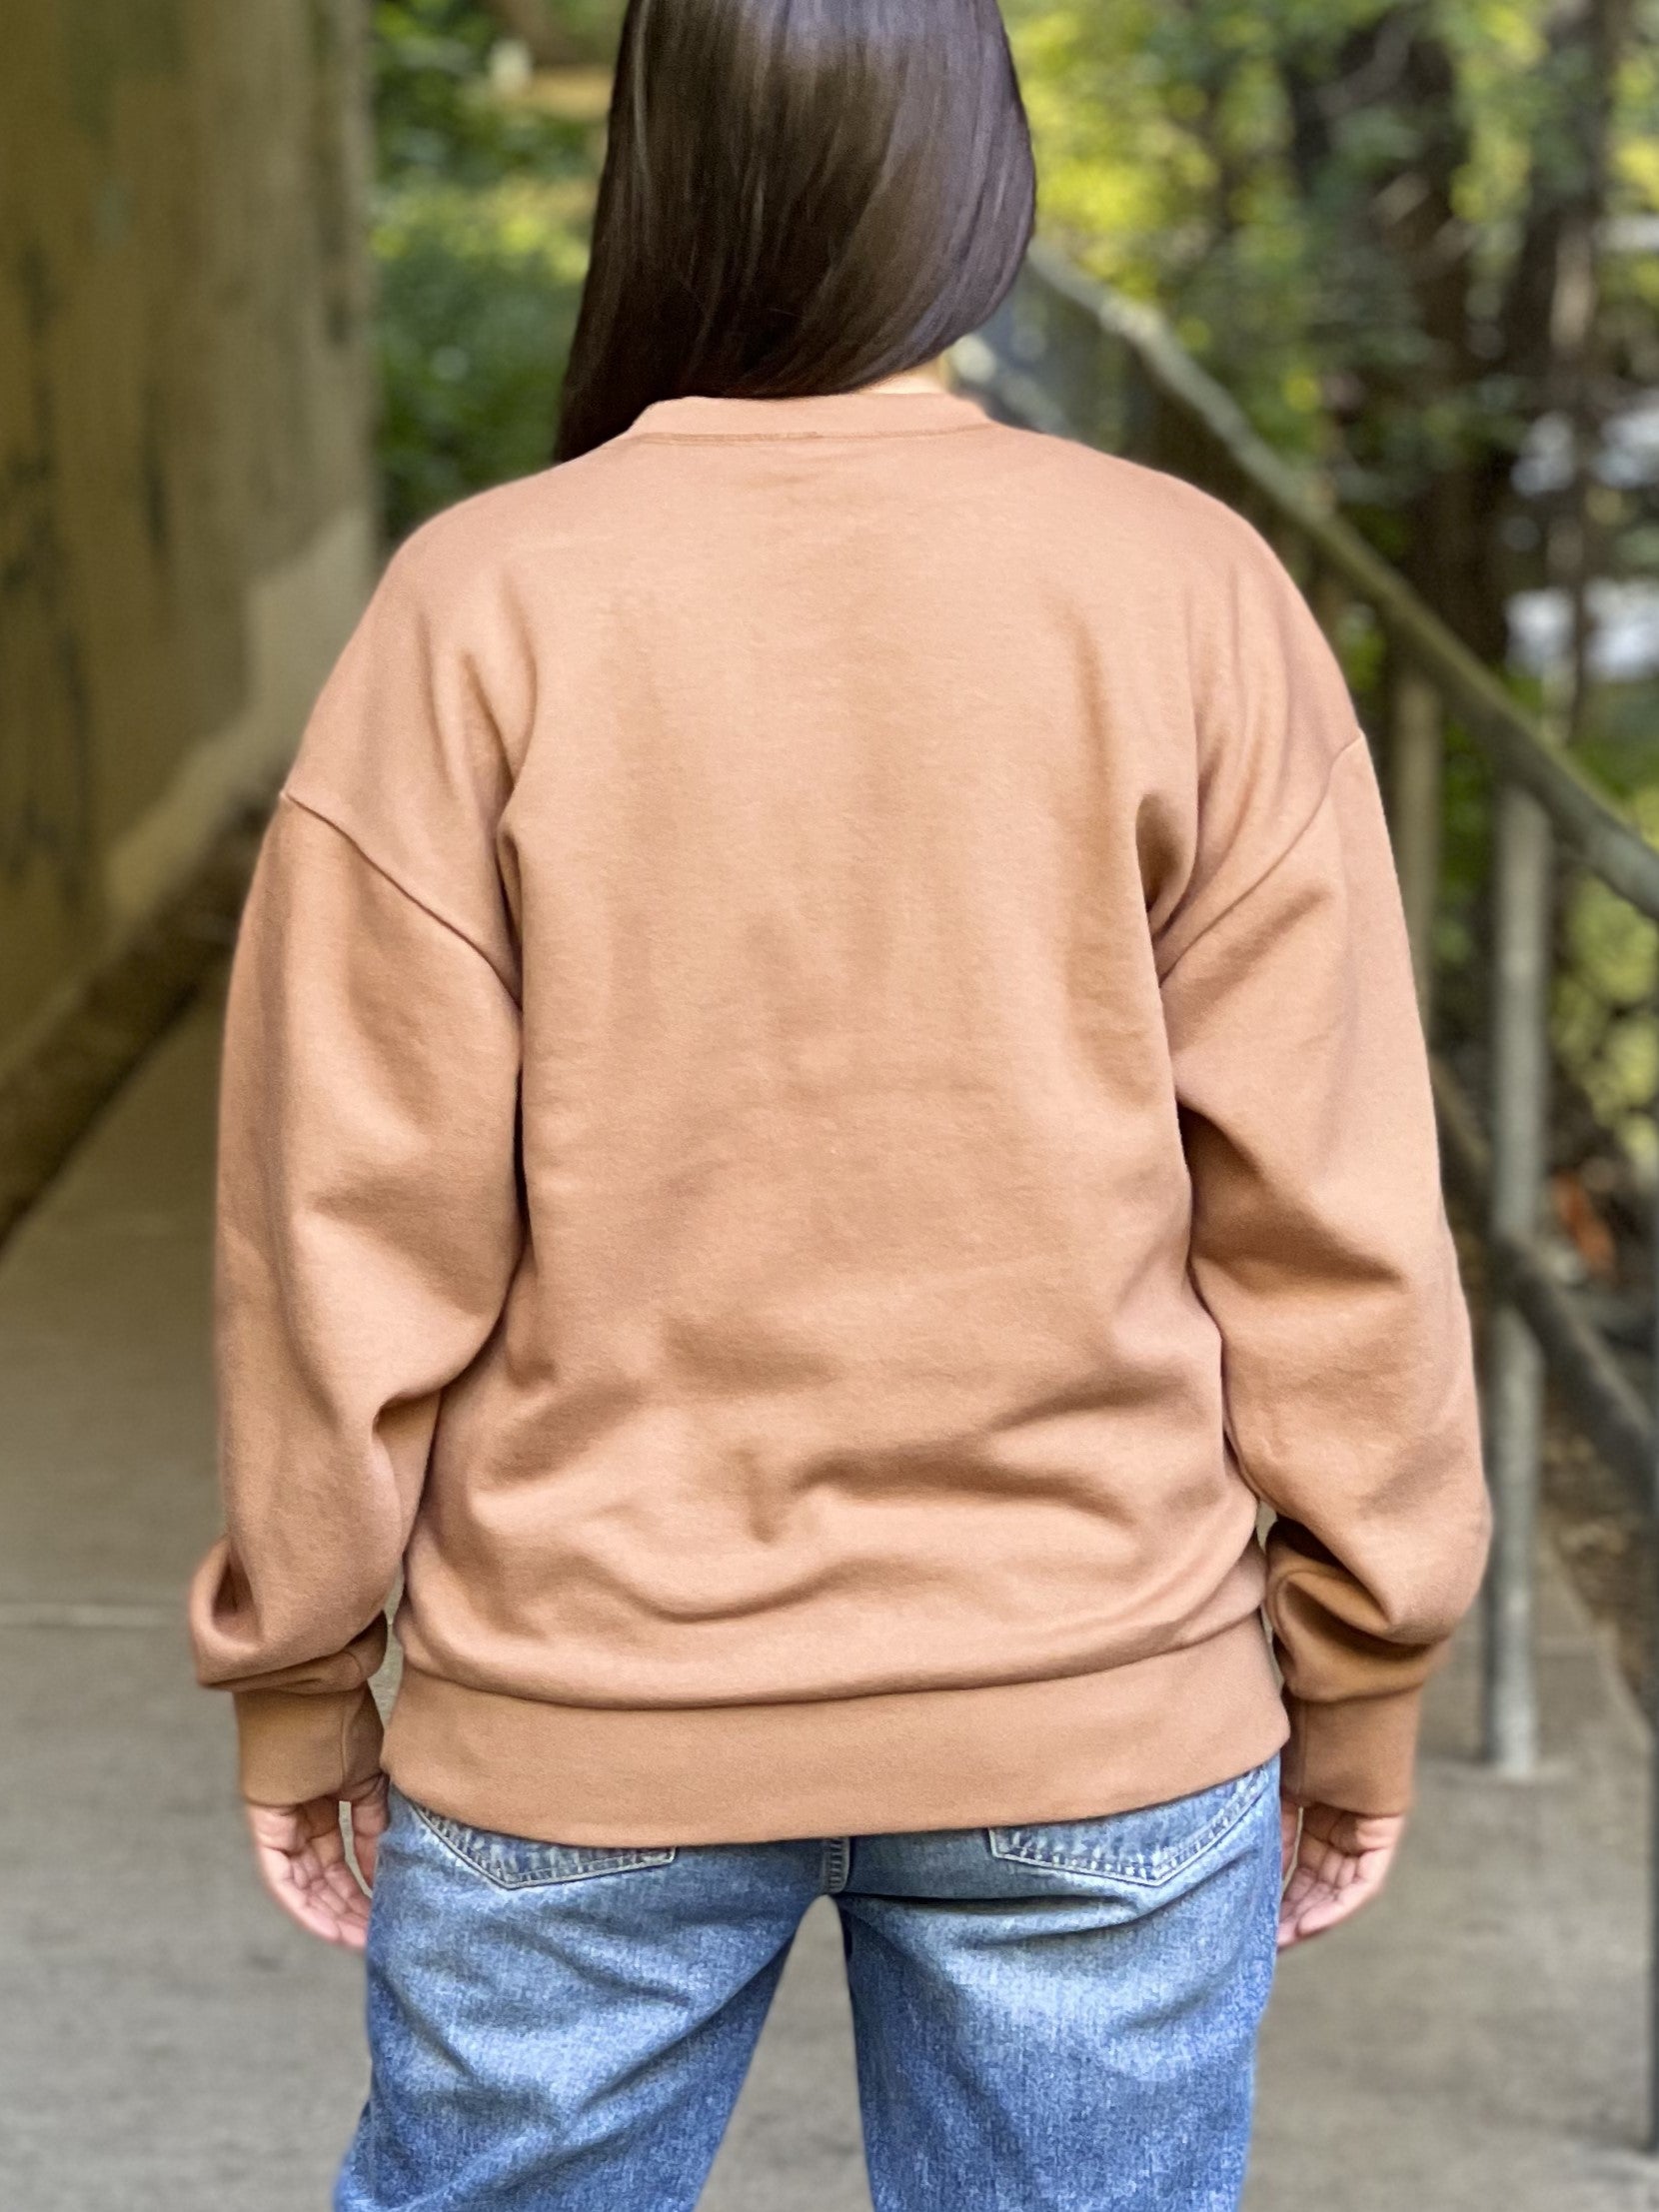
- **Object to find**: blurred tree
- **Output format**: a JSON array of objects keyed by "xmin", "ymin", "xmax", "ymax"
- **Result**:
[
  {"xmin": 372, "ymin": 0, "xmax": 600, "ymax": 540},
  {"xmin": 1005, "ymin": 0, "xmax": 1655, "ymax": 661},
  {"xmin": 474, "ymin": 0, "xmax": 622, "ymax": 66},
  {"xmin": 1006, "ymin": 0, "xmax": 1659, "ymax": 1184}
]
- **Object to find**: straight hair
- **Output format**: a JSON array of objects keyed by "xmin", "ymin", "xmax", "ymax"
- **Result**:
[{"xmin": 553, "ymin": 0, "xmax": 1037, "ymax": 463}]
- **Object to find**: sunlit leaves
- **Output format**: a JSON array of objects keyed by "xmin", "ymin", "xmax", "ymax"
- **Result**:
[{"xmin": 1004, "ymin": 0, "xmax": 1656, "ymax": 470}]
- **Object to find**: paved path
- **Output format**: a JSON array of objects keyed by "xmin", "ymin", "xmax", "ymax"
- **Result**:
[{"xmin": 3, "ymin": 983, "xmax": 1658, "ymax": 2209}]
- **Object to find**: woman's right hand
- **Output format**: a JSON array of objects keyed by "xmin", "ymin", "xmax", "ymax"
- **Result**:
[{"xmin": 245, "ymin": 1771, "xmax": 390, "ymax": 1949}]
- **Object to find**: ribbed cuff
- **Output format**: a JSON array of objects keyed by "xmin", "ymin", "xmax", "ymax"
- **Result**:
[
  {"xmin": 234, "ymin": 1682, "xmax": 385, "ymax": 1806},
  {"xmin": 1279, "ymin": 1683, "xmax": 1424, "ymax": 1816}
]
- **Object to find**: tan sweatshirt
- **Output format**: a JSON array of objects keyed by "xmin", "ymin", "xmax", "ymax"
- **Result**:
[{"xmin": 187, "ymin": 381, "xmax": 1490, "ymax": 1843}]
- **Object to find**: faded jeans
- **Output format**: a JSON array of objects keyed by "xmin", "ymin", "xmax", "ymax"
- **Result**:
[{"xmin": 336, "ymin": 1751, "xmax": 1282, "ymax": 2212}]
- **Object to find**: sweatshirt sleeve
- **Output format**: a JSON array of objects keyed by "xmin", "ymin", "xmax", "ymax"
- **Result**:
[
  {"xmin": 1157, "ymin": 526, "xmax": 1491, "ymax": 1819},
  {"xmin": 186, "ymin": 551, "xmax": 525, "ymax": 1806}
]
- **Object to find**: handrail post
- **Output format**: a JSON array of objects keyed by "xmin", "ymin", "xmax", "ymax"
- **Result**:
[
  {"xmin": 1483, "ymin": 774, "xmax": 1553, "ymax": 1774},
  {"xmin": 1389, "ymin": 660, "xmax": 1445, "ymax": 1031}
]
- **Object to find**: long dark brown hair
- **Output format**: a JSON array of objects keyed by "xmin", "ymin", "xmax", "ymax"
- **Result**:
[{"xmin": 553, "ymin": 0, "xmax": 1036, "ymax": 463}]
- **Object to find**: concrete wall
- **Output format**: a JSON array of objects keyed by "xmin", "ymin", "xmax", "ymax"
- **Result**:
[{"xmin": 0, "ymin": 0, "xmax": 378, "ymax": 1075}]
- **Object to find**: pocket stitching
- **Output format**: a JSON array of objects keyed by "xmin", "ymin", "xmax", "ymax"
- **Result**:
[
  {"xmin": 986, "ymin": 1761, "xmax": 1274, "ymax": 1888},
  {"xmin": 410, "ymin": 1800, "xmax": 678, "ymax": 1890}
]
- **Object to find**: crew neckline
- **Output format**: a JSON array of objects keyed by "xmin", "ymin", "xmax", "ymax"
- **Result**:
[{"xmin": 618, "ymin": 385, "xmax": 994, "ymax": 443}]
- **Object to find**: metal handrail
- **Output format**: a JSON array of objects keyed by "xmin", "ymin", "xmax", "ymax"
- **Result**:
[{"xmin": 951, "ymin": 236, "xmax": 1659, "ymax": 2148}]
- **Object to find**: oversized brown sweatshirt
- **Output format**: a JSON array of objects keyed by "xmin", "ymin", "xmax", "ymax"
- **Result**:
[{"xmin": 187, "ymin": 380, "xmax": 1491, "ymax": 1844}]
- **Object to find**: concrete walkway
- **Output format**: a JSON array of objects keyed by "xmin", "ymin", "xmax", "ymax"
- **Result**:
[{"xmin": 3, "ymin": 980, "xmax": 1658, "ymax": 2210}]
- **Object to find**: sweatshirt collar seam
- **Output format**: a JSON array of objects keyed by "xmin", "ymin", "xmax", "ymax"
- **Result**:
[{"xmin": 622, "ymin": 421, "xmax": 1000, "ymax": 446}]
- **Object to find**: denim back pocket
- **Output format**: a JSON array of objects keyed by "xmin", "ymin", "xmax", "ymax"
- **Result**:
[
  {"xmin": 986, "ymin": 1757, "xmax": 1277, "ymax": 1889},
  {"xmin": 409, "ymin": 1796, "xmax": 679, "ymax": 1890}
]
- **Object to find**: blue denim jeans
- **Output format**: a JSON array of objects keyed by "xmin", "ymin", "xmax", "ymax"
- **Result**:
[{"xmin": 336, "ymin": 1752, "xmax": 1281, "ymax": 2212}]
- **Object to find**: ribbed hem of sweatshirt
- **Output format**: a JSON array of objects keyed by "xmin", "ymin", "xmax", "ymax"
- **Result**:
[
  {"xmin": 235, "ymin": 1683, "xmax": 385, "ymax": 1805},
  {"xmin": 1279, "ymin": 1683, "xmax": 1425, "ymax": 1818},
  {"xmin": 378, "ymin": 1617, "xmax": 1292, "ymax": 1847}
]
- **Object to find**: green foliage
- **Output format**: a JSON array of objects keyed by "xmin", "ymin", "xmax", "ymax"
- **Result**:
[
  {"xmin": 1007, "ymin": 0, "xmax": 1352, "ymax": 459},
  {"xmin": 372, "ymin": 0, "xmax": 600, "ymax": 542},
  {"xmin": 1003, "ymin": 0, "xmax": 1659, "ymax": 476},
  {"xmin": 1432, "ymin": 734, "xmax": 1492, "ymax": 999},
  {"xmin": 1553, "ymin": 788, "xmax": 1659, "ymax": 1181},
  {"xmin": 1005, "ymin": 0, "xmax": 1659, "ymax": 1169},
  {"xmin": 374, "ymin": 180, "xmax": 592, "ymax": 541},
  {"xmin": 496, "ymin": 0, "xmax": 624, "ymax": 63},
  {"xmin": 374, "ymin": 0, "xmax": 500, "ymax": 181}
]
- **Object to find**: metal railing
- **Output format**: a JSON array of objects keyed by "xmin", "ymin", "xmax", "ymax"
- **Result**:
[{"xmin": 950, "ymin": 236, "xmax": 1659, "ymax": 2143}]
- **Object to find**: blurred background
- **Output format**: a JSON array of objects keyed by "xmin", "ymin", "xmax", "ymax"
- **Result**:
[{"xmin": 2, "ymin": 3, "xmax": 1658, "ymax": 2205}]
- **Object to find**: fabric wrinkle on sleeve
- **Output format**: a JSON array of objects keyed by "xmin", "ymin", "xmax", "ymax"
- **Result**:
[
  {"xmin": 279, "ymin": 789, "xmax": 522, "ymax": 1004},
  {"xmin": 1160, "ymin": 705, "xmax": 1491, "ymax": 1817},
  {"xmin": 281, "ymin": 529, "xmax": 523, "ymax": 1000},
  {"xmin": 186, "ymin": 794, "xmax": 524, "ymax": 1805},
  {"xmin": 1155, "ymin": 728, "xmax": 1369, "ymax": 991}
]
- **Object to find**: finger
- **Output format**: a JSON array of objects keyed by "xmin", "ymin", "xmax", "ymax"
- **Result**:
[
  {"xmin": 348, "ymin": 1779, "xmax": 391, "ymax": 1888},
  {"xmin": 1279, "ymin": 1884, "xmax": 1363, "ymax": 1948},
  {"xmin": 262, "ymin": 1852, "xmax": 371, "ymax": 1946},
  {"xmin": 303, "ymin": 1805, "xmax": 352, "ymax": 1873},
  {"xmin": 305, "ymin": 1831, "xmax": 373, "ymax": 1931},
  {"xmin": 247, "ymin": 1810, "xmax": 372, "ymax": 1949},
  {"xmin": 1277, "ymin": 1877, "xmax": 1327, "ymax": 1949},
  {"xmin": 1279, "ymin": 1803, "xmax": 1301, "ymax": 1888},
  {"xmin": 252, "ymin": 1836, "xmax": 356, "ymax": 1943},
  {"xmin": 1300, "ymin": 1806, "xmax": 1406, "ymax": 1859},
  {"xmin": 354, "ymin": 1823, "xmax": 381, "ymax": 1889},
  {"xmin": 1277, "ymin": 1853, "xmax": 1391, "ymax": 1948},
  {"xmin": 319, "ymin": 1854, "xmax": 371, "ymax": 1915},
  {"xmin": 247, "ymin": 1802, "xmax": 308, "ymax": 1854},
  {"xmin": 1277, "ymin": 1853, "xmax": 1346, "ymax": 1946}
]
